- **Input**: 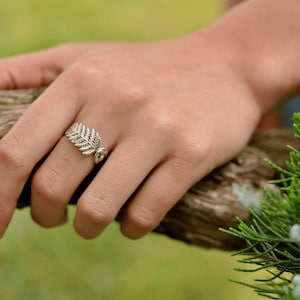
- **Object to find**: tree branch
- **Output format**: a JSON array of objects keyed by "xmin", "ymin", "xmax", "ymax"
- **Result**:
[{"xmin": 0, "ymin": 89, "xmax": 298, "ymax": 250}]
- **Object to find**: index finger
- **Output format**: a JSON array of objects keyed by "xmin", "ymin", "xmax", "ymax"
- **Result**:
[
  {"xmin": 0, "ymin": 44, "xmax": 96, "ymax": 90},
  {"xmin": 0, "ymin": 74, "xmax": 80, "ymax": 236},
  {"xmin": 0, "ymin": 48, "xmax": 64, "ymax": 90}
]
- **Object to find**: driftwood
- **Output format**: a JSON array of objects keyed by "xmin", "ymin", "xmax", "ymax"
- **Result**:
[{"xmin": 0, "ymin": 89, "xmax": 299, "ymax": 251}]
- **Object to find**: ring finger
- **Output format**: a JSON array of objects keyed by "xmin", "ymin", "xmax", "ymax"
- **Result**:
[{"xmin": 30, "ymin": 120, "xmax": 116, "ymax": 227}]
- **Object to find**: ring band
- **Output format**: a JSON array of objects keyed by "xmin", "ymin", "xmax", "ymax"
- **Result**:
[{"xmin": 65, "ymin": 122, "xmax": 108, "ymax": 164}]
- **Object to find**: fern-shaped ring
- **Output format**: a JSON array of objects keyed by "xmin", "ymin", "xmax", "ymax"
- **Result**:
[{"xmin": 65, "ymin": 122, "xmax": 108, "ymax": 164}]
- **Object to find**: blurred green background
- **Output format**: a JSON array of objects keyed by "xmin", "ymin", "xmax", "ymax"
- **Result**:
[{"xmin": 0, "ymin": 1, "xmax": 260, "ymax": 299}]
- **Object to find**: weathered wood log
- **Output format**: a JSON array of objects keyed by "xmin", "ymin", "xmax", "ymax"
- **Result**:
[{"xmin": 0, "ymin": 89, "xmax": 299, "ymax": 250}]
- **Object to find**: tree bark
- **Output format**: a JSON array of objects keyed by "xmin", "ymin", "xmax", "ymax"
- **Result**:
[{"xmin": 0, "ymin": 89, "xmax": 299, "ymax": 251}]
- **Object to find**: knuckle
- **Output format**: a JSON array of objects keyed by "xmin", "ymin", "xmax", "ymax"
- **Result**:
[
  {"xmin": 149, "ymin": 110, "xmax": 177, "ymax": 140},
  {"xmin": 108, "ymin": 82, "xmax": 151, "ymax": 116},
  {"xmin": 169, "ymin": 156, "xmax": 192, "ymax": 179},
  {"xmin": 116, "ymin": 82, "xmax": 149, "ymax": 107},
  {"xmin": 0, "ymin": 68, "xmax": 16, "ymax": 89},
  {"xmin": 166, "ymin": 136, "xmax": 212, "ymax": 181},
  {"xmin": 32, "ymin": 168, "xmax": 64, "ymax": 204},
  {"xmin": 0, "ymin": 132, "xmax": 26, "ymax": 171},
  {"xmin": 123, "ymin": 208, "xmax": 158, "ymax": 238},
  {"xmin": 79, "ymin": 195, "xmax": 116, "ymax": 226},
  {"xmin": 169, "ymin": 134, "xmax": 214, "ymax": 180},
  {"xmin": 178, "ymin": 134, "xmax": 211, "ymax": 163},
  {"xmin": 68, "ymin": 59, "xmax": 105, "ymax": 86}
]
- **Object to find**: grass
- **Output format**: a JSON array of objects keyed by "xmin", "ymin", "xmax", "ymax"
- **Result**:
[
  {"xmin": 0, "ymin": 1, "xmax": 261, "ymax": 299},
  {"xmin": 1, "ymin": 208, "xmax": 259, "ymax": 300},
  {"xmin": 0, "ymin": 0, "xmax": 221, "ymax": 56}
]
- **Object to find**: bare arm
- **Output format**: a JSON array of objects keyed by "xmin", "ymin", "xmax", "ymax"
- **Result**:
[{"xmin": 210, "ymin": 0, "xmax": 300, "ymax": 113}]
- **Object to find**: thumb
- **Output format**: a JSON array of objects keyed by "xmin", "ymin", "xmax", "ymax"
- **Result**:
[{"xmin": 0, "ymin": 46, "xmax": 66, "ymax": 90}]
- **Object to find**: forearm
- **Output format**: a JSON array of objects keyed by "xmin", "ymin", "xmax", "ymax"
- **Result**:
[{"xmin": 201, "ymin": 0, "xmax": 300, "ymax": 113}]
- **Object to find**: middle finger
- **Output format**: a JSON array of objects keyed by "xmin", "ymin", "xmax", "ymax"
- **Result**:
[{"xmin": 73, "ymin": 135, "xmax": 165, "ymax": 239}]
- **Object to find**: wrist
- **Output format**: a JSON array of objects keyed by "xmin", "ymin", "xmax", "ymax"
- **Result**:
[{"xmin": 195, "ymin": 0, "xmax": 300, "ymax": 114}]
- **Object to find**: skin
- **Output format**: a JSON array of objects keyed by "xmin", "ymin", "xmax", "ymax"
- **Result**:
[
  {"xmin": 223, "ymin": 0, "xmax": 244, "ymax": 9},
  {"xmin": 0, "ymin": 0, "xmax": 299, "ymax": 240},
  {"xmin": 223, "ymin": 0, "xmax": 282, "ymax": 130}
]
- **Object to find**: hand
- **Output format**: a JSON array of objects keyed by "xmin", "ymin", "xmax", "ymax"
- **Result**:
[{"xmin": 0, "ymin": 35, "xmax": 261, "ymax": 239}]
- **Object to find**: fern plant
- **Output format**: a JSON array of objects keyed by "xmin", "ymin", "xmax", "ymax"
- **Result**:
[{"xmin": 222, "ymin": 113, "xmax": 300, "ymax": 300}]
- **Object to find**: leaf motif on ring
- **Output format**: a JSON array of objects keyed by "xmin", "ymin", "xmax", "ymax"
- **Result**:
[{"xmin": 65, "ymin": 123, "xmax": 102, "ymax": 155}]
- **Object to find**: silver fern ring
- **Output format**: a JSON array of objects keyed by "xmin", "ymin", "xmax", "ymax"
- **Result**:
[{"xmin": 65, "ymin": 122, "xmax": 108, "ymax": 164}]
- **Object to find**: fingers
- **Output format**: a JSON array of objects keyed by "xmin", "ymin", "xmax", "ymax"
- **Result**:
[
  {"xmin": 73, "ymin": 138, "xmax": 164, "ymax": 239},
  {"xmin": 30, "ymin": 137, "xmax": 95, "ymax": 227},
  {"xmin": 0, "ymin": 48, "xmax": 65, "ymax": 89},
  {"xmin": 0, "ymin": 76, "xmax": 81, "ymax": 236},
  {"xmin": 74, "ymin": 144, "xmax": 204, "ymax": 240},
  {"xmin": 30, "ymin": 120, "xmax": 116, "ymax": 227},
  {"xmin": 0, "ymin": 43, "xmax": 95, "ymax": 90},
  {"xmin": 120, "ymin": 158, "xmax": 200, "ymax": 239}
]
